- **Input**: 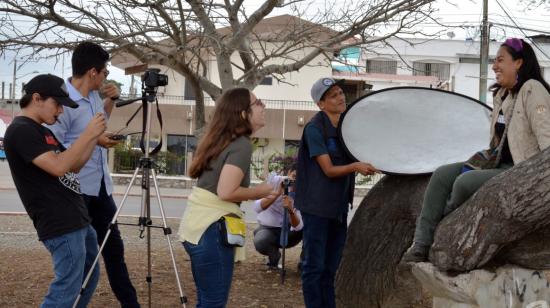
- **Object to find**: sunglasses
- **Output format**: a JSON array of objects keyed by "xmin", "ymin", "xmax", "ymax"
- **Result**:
[{"xmin": 504, "ymin": 38, "xmax": 523, "ymax": 53}]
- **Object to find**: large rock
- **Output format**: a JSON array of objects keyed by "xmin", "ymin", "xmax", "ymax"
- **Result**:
[
  {"xmin": 411, "ymin": 262, "xmax": 550, "ymax": 307},
  {"xmin": 335, "ymin": 175, "xmax": 431, "ymax": 307},
  {"xmin": 336, "ymin": 147, "xmax": 550, "ymax": 307}
]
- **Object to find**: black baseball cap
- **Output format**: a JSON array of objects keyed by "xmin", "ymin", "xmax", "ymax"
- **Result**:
[{"xmin": 23, "ymin": 74, "xmax": 78, "ymax": 108}]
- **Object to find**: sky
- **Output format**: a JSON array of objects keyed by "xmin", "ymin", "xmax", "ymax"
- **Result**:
[{"xmin": 0, "ymin": 0, "xmax": 548, "ymax": 98}]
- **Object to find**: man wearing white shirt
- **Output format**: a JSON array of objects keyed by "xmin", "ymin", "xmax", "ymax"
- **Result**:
[{"xmin": 253, "ymin": 166, "xmax": 303, "ymax": 269}]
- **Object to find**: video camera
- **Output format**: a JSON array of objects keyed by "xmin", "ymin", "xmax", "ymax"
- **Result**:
[
  {"xmin": 281, "ymin": 177, "xmax": 295, "ymax": 196},
  {"xmin": 142, "ymin": 68, "xmax": 168, "ymax": 90},
  {"xmin": 281, "ymin": 178, "xmax": 295, "ymax": 190}
]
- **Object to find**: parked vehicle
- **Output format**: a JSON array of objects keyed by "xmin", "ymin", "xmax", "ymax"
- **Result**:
[{"xmin": 0, "ymin": 137, "xmax": 5, "ymax": 161}]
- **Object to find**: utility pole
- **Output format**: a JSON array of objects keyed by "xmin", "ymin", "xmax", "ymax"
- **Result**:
[
  {"xmin": 479, "ymin": 0, "xmax": 489, "ymax": 103},
  {"xmin": 11, "ymin": 59, "xmax": 17, "ymax": 100},
  {"xmin": 11, "ymin": 59, "xmax": 17, "ymax": 119}
]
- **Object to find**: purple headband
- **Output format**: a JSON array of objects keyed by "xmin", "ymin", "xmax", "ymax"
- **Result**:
[{"xmin": 504, "ymin": 38, "xmax": 523, "ymax": 53}]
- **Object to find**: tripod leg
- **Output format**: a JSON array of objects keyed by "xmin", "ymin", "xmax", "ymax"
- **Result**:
[
  {"xmin": 150, "ymin": 168, "xmax": 188, "ymax": 307},
  {"xmin": 139, "ymin": 166, "xmax": 153, "ymax": 307},
  {"xmin": 280, "ymin": 209, "xmax": 289, "ymax": 284},
  {"xmin": 73, "ymin": 167, "xmax": 141, "ymax": 308}
]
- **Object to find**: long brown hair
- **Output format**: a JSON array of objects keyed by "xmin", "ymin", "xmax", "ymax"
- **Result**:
[{"xmin": 189, "ymin": 88, "xmax": 253, "ymax": 178}]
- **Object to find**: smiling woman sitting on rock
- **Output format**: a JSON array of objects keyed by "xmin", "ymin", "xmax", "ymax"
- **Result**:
[{"xmin": 403, "ymin": 38, "xmax": 550, "ymax": 263}]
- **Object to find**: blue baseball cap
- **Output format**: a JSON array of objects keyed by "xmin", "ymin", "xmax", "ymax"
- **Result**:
[{"xmin": 310, "ymin": 78, "xmax": 344, "ymax": 103}]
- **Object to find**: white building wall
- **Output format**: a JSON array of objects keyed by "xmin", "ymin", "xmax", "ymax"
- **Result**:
[
  {"xmin": 362, "ymin": 37, "xmax": 550, "ymax": 104},
  {"xmin": 152, "ymin": 42, "xmax": 332, "ymax": 102}
]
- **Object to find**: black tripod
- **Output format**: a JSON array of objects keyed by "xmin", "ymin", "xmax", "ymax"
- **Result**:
[
  {"xmin": 279, "ymin": 179, "xmax": 291, "ymax": 284},
  {"xmin": 73, "ymin": 86, "xmax": 187, "ymax": 308}
]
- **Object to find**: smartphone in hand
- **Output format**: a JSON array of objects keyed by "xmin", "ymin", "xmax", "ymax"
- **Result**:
[{"xmin": 109, "ymin": 134, "xmax": 126, "ymax": 140}]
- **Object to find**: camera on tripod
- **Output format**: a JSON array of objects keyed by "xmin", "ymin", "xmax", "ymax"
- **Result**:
[{"xmin": 142, "ymin": 68, "xmax": 168, "ymax": 89}]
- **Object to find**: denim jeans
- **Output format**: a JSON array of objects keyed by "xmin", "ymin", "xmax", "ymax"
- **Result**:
[
  {"xmin": 41, "ymin": 225, "xmax": 100, "ymax": 308},
  {"xmin": 82, "ymin": 178, "xmax": 140, "ymax": 308},
  {"xmin": 183, "ymin": 221, "xmax": 235, "ymax": 308},
  {"xmin": 301, "ymin": 212, "xmax": 347, "ymax": 308}
]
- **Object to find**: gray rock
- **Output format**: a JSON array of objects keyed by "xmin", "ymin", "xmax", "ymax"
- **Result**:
[{"xmin": 411, "ymin": 262, "xmax": 550, "ymax": 307}]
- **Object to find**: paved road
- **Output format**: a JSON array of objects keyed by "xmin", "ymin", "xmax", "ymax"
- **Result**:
[{"xmin": 0, "ymin": 189, "xmax": 261, "ymax": 222}]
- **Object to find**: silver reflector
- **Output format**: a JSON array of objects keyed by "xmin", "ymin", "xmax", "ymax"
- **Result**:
[{"xmin": 339, "ymin": 87, "xmax": 492, "ymax": 174}]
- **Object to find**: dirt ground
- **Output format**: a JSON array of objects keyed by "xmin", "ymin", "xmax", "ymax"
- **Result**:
[{"xmin": 0, "ymin": 215, "xmax": 305, "ymax": 307}]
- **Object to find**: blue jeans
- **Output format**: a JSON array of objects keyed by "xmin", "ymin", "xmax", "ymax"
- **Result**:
[
  {"xmin": 82, "ymin": 178, "xmax": 139, "ymax": 308},
  {"xmin": 183, "ymin": 221, "xmax": 235, "ymax": 308},
  {"xmin": 41, "ymin": 225, "xmax": 100, "ymax": 308},
  {"xmin": 301, "ymin": 212, "xmax": 347, "ymax": 308}
]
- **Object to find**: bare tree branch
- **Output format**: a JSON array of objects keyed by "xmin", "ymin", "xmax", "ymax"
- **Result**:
[{"xmin": 0, "ymin": 0, "xmax": 438, "ymax": 129}]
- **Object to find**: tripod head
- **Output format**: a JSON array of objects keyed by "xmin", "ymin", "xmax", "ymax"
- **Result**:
[
  {"xmin": 113, "ymin": 68, "xmax": 168, "ymax": 156},
  {"xmin": 116, "ymin": 68, "xmax": 168, "ymax": 107}
]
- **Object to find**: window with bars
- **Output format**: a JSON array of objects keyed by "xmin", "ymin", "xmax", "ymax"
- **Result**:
[
  {"xmin": 260, "ymin": 76, "xmax": 273, "ymax": 85},
  {"xmin": 184, "ymin": 78, "xmax": 195, "ymax": 100},
  {"xmin": 366, "ymin": 59, "xmax": 397, "ymax": 74},
  {"xmin": 413, "ymin": 61, "xmax": 450, "ymax": 80}
]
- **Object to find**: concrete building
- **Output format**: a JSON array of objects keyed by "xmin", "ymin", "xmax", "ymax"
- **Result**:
[{"xmin": 335, "ymin": 36, "xmax": 550, "ymax": 105}]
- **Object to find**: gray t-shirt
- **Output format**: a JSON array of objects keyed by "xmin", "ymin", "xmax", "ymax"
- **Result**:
[{"xmin": 196, "ymin": 136, "xmax": 252, "ymax": 195}]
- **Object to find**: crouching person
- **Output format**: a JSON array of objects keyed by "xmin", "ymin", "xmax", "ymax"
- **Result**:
[
  {"xmin": 253, "ymin": 165, "xmax": 303, "ymax": 270},
  {"xmin": 4, "ymin": 74, "xmax": 106, "ymax": 307}
]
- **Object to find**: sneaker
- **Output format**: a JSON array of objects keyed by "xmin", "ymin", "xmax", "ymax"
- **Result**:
[
  {"xmin": 266, "ymin": 251, "xmax": 281, "ymax": 268},
  {"xmin": 402, "ymin": 243, "xmax": 429, "ymax": 263}
]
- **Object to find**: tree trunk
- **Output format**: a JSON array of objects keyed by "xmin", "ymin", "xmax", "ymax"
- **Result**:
[
  {"xmin": 193, "ymin": 83, "xmax": 206, "ymax": 133},
  {"xmin": 336, "ymin": 175, "xmax": 430, "ymax": 307},
  {"xmin": 495, "ymin": 227, "xmax": 550, "ymax": 270},
  {"xmin": 431, "ymin": 147, "xmax": 550, "ymax": 272}
]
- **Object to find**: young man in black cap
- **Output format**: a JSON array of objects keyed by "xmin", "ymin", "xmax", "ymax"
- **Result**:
[
  {"xmin": 47, "ymin": 42, "xmax": 141, "ymax": 307},
  {"xmin": 4, "ymin": 74, "xmax": 106, "ymax": 307},
  {"xmin": 294, "ymin": 78, "xmax": 377, "ymax": 308}
]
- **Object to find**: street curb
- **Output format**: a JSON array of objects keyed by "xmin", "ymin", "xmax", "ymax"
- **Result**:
[
  {"xmin": 1, "ymin": 186, "xmax": 188, "ymax": 199},
  {"xmin": 0, "ymin": 211, "xmax": 28, "ymax": 216},
  {"xmin": 111, "ymin": 192, "xmax": 188, "ymax": 199},
  {"xmin": 0, "ymin": 212, "xmax": 185, "ymax": 219}
]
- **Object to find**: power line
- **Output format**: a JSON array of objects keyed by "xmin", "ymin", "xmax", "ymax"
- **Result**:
[
  {"xmin": 490, "ymin": 22, "xmax": 550, "ymax": 36},
  {"xmin": 494, "ymin": 0, "xmax": 550, "ymax": 61}
]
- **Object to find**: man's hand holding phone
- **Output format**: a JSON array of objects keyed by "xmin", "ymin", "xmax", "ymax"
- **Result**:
[{"xmin": 98, "ymin": 132, "xmax": 124, "ymax": 148}]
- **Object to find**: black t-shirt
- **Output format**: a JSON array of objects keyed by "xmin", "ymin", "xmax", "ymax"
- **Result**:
[{"xmin": 4, "ymin": 116, "xmax": 90, "ymax": 241}]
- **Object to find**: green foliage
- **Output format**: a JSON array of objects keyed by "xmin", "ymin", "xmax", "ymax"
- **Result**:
[
  {"xmin": 106, "ymin": 79, "xmax": 124, "ymax": 92},
  {"xmin": 113, "ymin": 143, "xmax": 142, "ymax": 173},
  {"xmin": 155, "ymin": 151, "xmax": 186, "ymax": 175},
  {"xmin": 267, "ymin": 148, "xmax": 298, "ymax": 173},
  {"xmin": 112, "ymin": 143, "xmax": 186, "ymax": 175},
  {"xmin": 355, "ymin": 173, "xmax": 374, "ymax": 186}
]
